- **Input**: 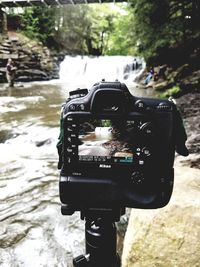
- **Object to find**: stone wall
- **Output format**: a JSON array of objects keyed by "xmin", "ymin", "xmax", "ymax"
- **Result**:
[{"xmin": 0, "ymin": 32, "xmax": 61, "ymax": 83}]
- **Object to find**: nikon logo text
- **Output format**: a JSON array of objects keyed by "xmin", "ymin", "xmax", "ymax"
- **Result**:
[{"xmin": 99, "ymin": 164, "xmax": 111, "ymax": 168}]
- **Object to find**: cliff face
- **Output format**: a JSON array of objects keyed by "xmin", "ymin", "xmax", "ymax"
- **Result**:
[{"xmin": 0, "ymin": 32, "xmax": 61, "ymax": 83}]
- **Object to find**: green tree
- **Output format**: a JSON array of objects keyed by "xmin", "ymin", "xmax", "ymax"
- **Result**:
[
  {"xmin": 84, "ymin": 4, "xmax": 117, "ymax": 55},
  {"xmin": 20, "ymin": 7, "xmax": 56, "ymax": 46},
  {"xmin": 53, "ymin": 5, "xmax": 90, "ymax": 53},
  {"xmin": 129, "ymin": 0, "xmax": 200, "ymax": 65},
  {"xmin": 19, "ymin": 4, "xmax": 132, "ymax": 56},
  {"xmin": 54, "ymin": 4, "xmax": 121, "ymax": 55},
  {"xmin": 104, "ymin": 5, "xmax": 135, "ymax": 55},
  {"xmin": 129, "ymin": 0, "xmax": 170, "ymax": 63}
]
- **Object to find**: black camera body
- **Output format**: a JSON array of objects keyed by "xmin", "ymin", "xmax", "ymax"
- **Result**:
[{"xmin": 58, "ymin": 81, "xmax": 188, "ymax": 212}]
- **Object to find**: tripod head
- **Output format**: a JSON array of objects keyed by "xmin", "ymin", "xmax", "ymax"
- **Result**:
[{"xmin": 61, "ymin": 206, "xmax": 125, "ymax": 267}]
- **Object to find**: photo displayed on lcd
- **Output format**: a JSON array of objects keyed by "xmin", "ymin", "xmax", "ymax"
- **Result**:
[{"xmin": 78, "ymin": 119, "xmax": 134, "ymax": 163}]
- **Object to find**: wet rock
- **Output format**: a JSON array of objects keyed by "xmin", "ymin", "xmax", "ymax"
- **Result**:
[
  {"xmin": 176, "ymin": 90, "xmax": 200, "ymax": 157},
  {"xmin": 179, "ymin": 70, "xmax": 200, "ymax": 91},
  {"xmin": 175, "ymin": 63, "xmax": 191, "ymax": 80},
  {"xmin": 0, "ymin": 53, "xmax": 19, "ymax": 60},
  {"xmin": 35, "ymin": 138, "xmax": 52, "ymax": 147},
  {"xmin": 16, "ymin": 69, "xmax": 49, "ymax": 82},
  {"xmin": 177, "ymin": 153, "xmax": 200, "ymax": 169},
  {"xmin": 144, "ymin": 55, "xmax": 200, "ymax": 93},
  {"xmin": 0, "ymin": 130, "xmax": 12, "ymax": 143},
  {"xmin": 0, "ymin": 67, "xmax": 7, "ymax": 82},
  {"xmin": 154, "ymin": 65, "xmax": 167, "ymax": 78},
  {"xmin": 153, "ymin": 81, "xmax": 173, "ymax": 91}
]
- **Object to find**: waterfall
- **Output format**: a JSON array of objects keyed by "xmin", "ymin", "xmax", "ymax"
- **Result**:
[{"xmin": 59, "ymin": 55, "xmax": 145, "ymax": 91}]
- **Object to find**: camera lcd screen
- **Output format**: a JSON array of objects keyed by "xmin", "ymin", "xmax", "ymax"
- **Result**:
[{"xmin": 78, "ymin": 119, "xmax": 134, "ymax": 164}]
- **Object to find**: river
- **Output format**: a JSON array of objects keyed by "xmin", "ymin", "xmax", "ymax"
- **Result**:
[{"xmin": 0, "ymin": 55, "xmax": 150, "ymax": 267}]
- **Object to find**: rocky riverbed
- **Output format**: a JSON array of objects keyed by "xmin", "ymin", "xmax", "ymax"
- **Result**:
[{"xmin": 175, "ymin": 89, "xmax": 200, "ymax": 168}]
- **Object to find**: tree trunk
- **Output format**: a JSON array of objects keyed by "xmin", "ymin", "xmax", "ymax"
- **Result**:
[{"xmin": 0, "ymin": 9, "xmax": 7, "ymax": 35}]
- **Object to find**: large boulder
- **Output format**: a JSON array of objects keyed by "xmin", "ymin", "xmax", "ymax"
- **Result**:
[
  {"xmin": 16, "ymin": 69, "xmax": 49, "ymax": 82},
  {"xmin": 122, "ymin": 163, "xmax": 200, "ymax": 267},
  {"xmin": 179, "ymin": 70, "xmax": 200, "ymax": 91},
  {"xmin": 153, "ymin": 81, "xmax": 173, "ymax": 91}
]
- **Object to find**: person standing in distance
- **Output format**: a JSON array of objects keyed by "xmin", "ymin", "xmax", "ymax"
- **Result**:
[{"xmin": 6, "ymin": 58, "xmax": 17, "ymax": 87}]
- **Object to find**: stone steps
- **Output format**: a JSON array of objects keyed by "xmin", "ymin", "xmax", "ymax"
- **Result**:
[{"xmin": 0, "ymin": 34, "xmax": 59, "ymax": 82}]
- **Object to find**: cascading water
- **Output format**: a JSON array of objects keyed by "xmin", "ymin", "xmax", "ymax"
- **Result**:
[{"xmin": 59, "ymin": 55, "xmax": 145, "ymax": 91}]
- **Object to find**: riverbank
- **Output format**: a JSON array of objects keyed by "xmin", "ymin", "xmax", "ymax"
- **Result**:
[{"xmin": 136, "ymin": 48, "xmax": 200, "ymax": 99}]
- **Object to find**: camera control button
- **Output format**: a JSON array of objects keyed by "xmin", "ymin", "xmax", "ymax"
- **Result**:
[
  {"xmin": 66, "ymin": 157, "xmax": 71, "ymax": 164},
  {"xmin": 138, "ymin": 159, "xmax": 145, "ymax": 165},
  {"xmin": 78, "ymin": 104, "xmax": 85, "ymax": 111},
  {"xmin": 67, "ymin": 126, "xmax": 73, "ymax": 132},
  {"xmin": 69, "ymin": 104, "xmax": 76, "ymax": 111},
  {"xmin": 67, "ymin": 137, "xmax": 72, "ymax": 142},
  {"xmin": 131, "ymin": 171, "xmax": 144, "ymax": 185},
  {"xmin": 67, "ymin": 116, "xmax": 73, "ymax": 121},
  {"xmin": 142, "ymin": 147, "xmax": 151, "ymax": 157},
  {"xmin": 136, "ymin": 147, "xmax": 141, "ymax": 156},
  {"xmin": 135, "ymin": 100, "xmax": 146, "ymax": 110},
  {"xmin": 67, "ymin": 148, "xmax": 73, "ymax": 153}
]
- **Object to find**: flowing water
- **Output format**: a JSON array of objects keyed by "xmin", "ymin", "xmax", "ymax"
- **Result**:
[{"xmin": 0, "ymin": 56, "xmax": 151, "ymax": 267}]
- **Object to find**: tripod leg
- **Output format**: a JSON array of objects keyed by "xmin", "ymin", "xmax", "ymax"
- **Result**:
[
  {"xmin": 73, "ymin": 255, "xmax": 90, "ymax": 267},
  {"xmin": 85, "ymin": 219, "xmax": 121, "ymax": 267}
]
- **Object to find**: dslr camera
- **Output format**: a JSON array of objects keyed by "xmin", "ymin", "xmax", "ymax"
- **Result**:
[{"xmin": 57, "ymin": 81, "xmax": 188, "ymax": 213}]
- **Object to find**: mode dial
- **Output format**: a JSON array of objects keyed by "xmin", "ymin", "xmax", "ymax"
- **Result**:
[
  {"xmin": 157, "ymin": 102, "xmax": 172, "ymax": 111},
  {"xmin": 140, "ymin": 122, "xmax": 154, "ymax": 137}
]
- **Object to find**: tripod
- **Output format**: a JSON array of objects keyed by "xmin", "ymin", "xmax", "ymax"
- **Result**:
[{"xmin": 63, "ymin": 207, "xmax": 125, "ymax": 267}]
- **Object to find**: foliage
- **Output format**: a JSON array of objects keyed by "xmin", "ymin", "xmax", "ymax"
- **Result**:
[
  {"xmin": 159, "ymin": 85, "xmax": 181, "ymax": 98},
  {"xmin": 53, "ymin": 5, "xmax": 90, "ymax": 53},
  {"xmin": 128, "ymin": 0, "xmax": 200, "ymax": 65},
  {"xmin": 84, "ymin": 4, "xmax": 116, "ymax": 55},
  {"xmin": 18, "ymin": 4, "xmax": 133, "ymax": 55},
  {"xmin": 18, "ymin": 1, "xmax": 200, "ymax": 61},
  {"xmin": 104, "ymin": 5, "xmax": 135, "ymax": 55},
  {"xmin": 19, "ymin": 7, "xmax": 56, "ymax": 46},
  {"xmin": 54, "ymin": 4, "xmax": 119, "ymax": 55},
  {"xmin": 53, "ymin": 4, "xmax": 132, "ymax": 55}
]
